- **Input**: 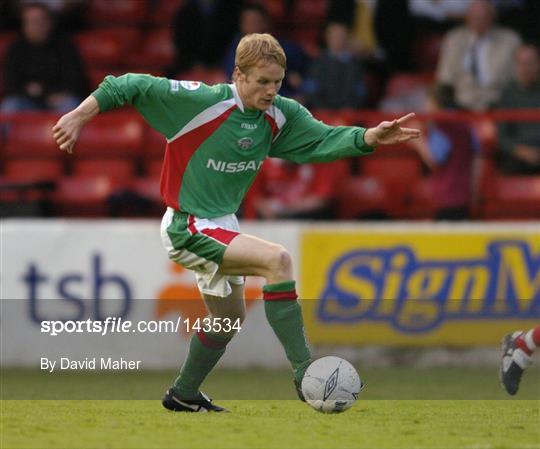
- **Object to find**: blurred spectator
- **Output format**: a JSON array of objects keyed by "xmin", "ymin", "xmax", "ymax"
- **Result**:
[
  {"xmin": 170, "ymin": 0, "xmax": 241, "ymax": 75},
  {"xmin": 327, "ymin": 0, "xmax": 388, "ymax": 105},
  {"xmin": 496, "ymin": 44, "xmax": 540, "ymax": 174},
  {"xmin": 304, "ymin": 21, "xmax": 366, "ymax": 109},
  {"xmin": 16, "ymin": 0, "xmax": 88, "ymax": 33},
  {"xmin": 327, "ymin": 0, "xmax": 380, "ymax": 58},
  {"xmin": 243, "ymin": 159, "xmax": 342, "ymax": 220},
  {"xmin": 436, "ymin": 0, "xmax": 521, "ymax": 111},
  {"xmin": 223, "ymin": 3, "xmax": 307, "ymax": 98},
  {"xmin": 408, "ymin": 86, "xmax": 478, "ymax": 219},
  {"xmin": 1, "ymin": 2, "xmax": 87, "ymax": 112},
  {"xmin": 409, "ymin": 0, "xmax": 471, "ymax": 33}
]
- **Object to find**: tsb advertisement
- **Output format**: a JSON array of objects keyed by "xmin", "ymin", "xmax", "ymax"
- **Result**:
[{"xmin": 301, "ymin": 227, "xmax": 540, "ymax": 345}]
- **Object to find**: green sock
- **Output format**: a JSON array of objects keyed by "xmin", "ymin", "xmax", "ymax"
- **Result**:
[
  {"xmin": 173, "ymin": 331, "xmax": 231, "ymax": 399},
  {"xmin": 263, "ymin": 281, "xmax": 312, "ymax": 383}
]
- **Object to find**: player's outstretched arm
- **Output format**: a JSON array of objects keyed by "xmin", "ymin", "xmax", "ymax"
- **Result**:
[
  {"xmin": 52, "ymin": 95, "xmax": 100, "ymax": 154},
  {"xmin": 363, "ymin": 112, "xmax": 421, "ymax": 147}
]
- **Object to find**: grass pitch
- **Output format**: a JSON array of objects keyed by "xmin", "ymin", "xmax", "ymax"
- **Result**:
[
  {"xmin": 2, "ymin": 400, "xmax": 539, "ymax": 449},
  {"xmin": 1, "ymin": 368, "xmax": 539, "ymax": 449}
]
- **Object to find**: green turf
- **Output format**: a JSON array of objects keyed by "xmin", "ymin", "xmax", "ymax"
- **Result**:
[
  {"xmin": 1, "ymin": 400, "xmax": 539, "ymax": 449},
  {"xmin": 2, "ymin": 368, "xmax": 540, "ymax": 448}
]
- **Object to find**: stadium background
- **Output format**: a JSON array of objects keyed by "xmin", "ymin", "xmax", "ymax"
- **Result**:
[{"xmin": 1, "ymin": 1, "xmax": 539, "ymax": 449}]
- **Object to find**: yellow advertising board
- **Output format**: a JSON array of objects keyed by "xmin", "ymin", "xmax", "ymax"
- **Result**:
[{"xmin": 301, "ymin": 229, "xmax": 540, "ymax": 345}]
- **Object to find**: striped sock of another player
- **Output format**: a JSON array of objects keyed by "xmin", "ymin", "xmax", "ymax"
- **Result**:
[
  {"xmin": 173, "ymin": 330, "xmax": 232, "ymax": 399},
  {"xmin": 516, "ymin": 325, "xmax": 540, "ymax": 356},
  {"xmin": 263, "ymin": 280, "xmax": 312, "ymax": 383}
]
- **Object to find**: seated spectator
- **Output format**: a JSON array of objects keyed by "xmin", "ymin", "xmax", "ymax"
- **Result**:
[
  {"xmin": 436, "ymin": 0, "xmax": 521, "ymax": 111},
  {"xmin": 408, "ymin": 87, "xmax": 478, "ymax": 220},
  {"xmin": 223, "ymin": 3, "xmax": 307, "ymax": 98},
  {"xmin": 304, "ymin": 21, "xmax": 366, "ymax": 109},
  {"xmin": 170, "ymin": 0, "xmax": 241, "ymax": 75},
  {"xmin": 496, "ymin": 44, "xmax": 540, "ymax": 174},
  {"xmin": 1, "ymin": 2, "xmax": 87, "ymax": 113},
  {"xmin": 243, "ymin": 159, "xmax": 343, "ymax": 220}
]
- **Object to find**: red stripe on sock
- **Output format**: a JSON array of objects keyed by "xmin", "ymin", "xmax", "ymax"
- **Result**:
[
  {"xmin": 532, "ymin": 326, "xmax": 540, "ymax": 346},
  {"xmin": 196, "ymin": 331, "xmax": 228, "ymax": 350},
  {"xmin": 263, "ymin": 290, "xmax": 298, "ymax": 301},
  {"xmin": 516, "ymin": 334, "xmax": 533, "ymax": 356}
]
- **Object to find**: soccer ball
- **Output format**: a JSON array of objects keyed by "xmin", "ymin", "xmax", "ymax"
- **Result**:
[{"xmin": 301, "ymin": 356, "xmax": 362, "ymax": 413}]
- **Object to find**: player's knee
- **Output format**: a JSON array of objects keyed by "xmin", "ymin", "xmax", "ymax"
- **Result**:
[{"xmin": 267, "ymin": 245, "xmax": 293, "ymax": 279}]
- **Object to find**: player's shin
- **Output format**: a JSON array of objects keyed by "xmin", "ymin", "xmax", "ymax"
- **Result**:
[
  {"xmin": 173, "ymin": 330, "xmax": 233, "ymax": 399},
  {"xmin": 263, "ymin": 280, "xmax": 312, "ymax": 383}
]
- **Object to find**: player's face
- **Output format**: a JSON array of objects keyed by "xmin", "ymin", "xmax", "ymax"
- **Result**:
[{"xmin": 235, "ymin": 62, "xmax": 285, "ymax": 111}]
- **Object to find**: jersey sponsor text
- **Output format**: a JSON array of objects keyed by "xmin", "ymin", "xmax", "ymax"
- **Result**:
[{"xmin": 206, "ymin": 158, "xmax": 264, "ymax": 173}]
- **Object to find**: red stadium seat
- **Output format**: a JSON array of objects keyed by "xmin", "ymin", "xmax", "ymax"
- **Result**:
[
  {"xmin": 86, "ymin": 68, "xmax": 125, "ymax": 91},
  {"xmin": 144, "ymin": 127, "xmax": 167, "ymax": 158},
  {"xmin": 110, "ymin": 176, "xmax": 163, "ymax": 217},
  {"xmin": 289, "ymin": 28, "xmax": 321, "ymax": 58},
  {"xmin": 4, "ymin": 115, "xmax": 61, "ymax": 158},
  {"xmin": 361, "ymin": 152, "xmax": 422, "ymax": 180},
  {"xmin": 4, "ymin": 159, "xmax": 64, "ymax": 182},
  {"xmin": 0, "ymin": 32, "xmax": 16, "ymax": 67},
  {"xmin": 52, "ymin": 175, "xmax": 120, "ymax": 217},
  {"xmin": 88, "ymin": 0, "xmax": 148, "ymax": 25},
  {"xmin": 336, "ymin": 176, "xmax": 391, "ymax": 219},
  {"xmin": 413, "ymin": 34, "xmax": 444, "ymax": 72},
  {"xmin": 384, "ymin": 73, "xmax": 434, "ymax": 99},
  {"xmin": 75, "ymin": 28, "xmax": 141, "ymax": 68},
  {"xmin": 144, "ymin": 158, "xmax": 163, "ymax": 177},
  {"xmin": 131, "ymin": 176, "xmax": 161, "ymax": 202},
  {"xmin": 138, "ymin": 28, "xmax": 175, "ymax": 69},
  {"xmin": 76, "ymin": 114, "xmax": 144, "ymax": 157},
  {"xmin": 293, "ymin": 0, "xmax": 328, "ymax": 24},
  {"xmin": 263, "ymin": 0, "xmax": 287, "ymax": 24},
  {"xmin": 312, "ymin": 109, "xmax": 356, "ymax": 126},
  {"xmin": 177, "ymin": 68, "xmax": 227, "ymax": 85},
  {"xmin": 361, "ymin": 153, "xmax": 423, "ymax": 217},
  {"xmin": 143, "ymin": 127, "xmax": 166, "ymax": 176},
  {"xmin": 150, "ymin": 0, "xmax": 185, "ymax": 25},
  {"xmin": 72, "ymin": 159, "xmax": 135, "ymax": 181},
  {"xmin": 407, "ymin": 178, "xmax": 440, "ymax": 219},
  {"xmin": 479, "ymin": 175, "xmax": 540, "ymax": 219}
]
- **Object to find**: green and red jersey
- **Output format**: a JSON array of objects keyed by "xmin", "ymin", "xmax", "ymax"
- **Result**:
[{"xmin": 92, "ymin": 74, "xmax": 374, "ymax": 218}]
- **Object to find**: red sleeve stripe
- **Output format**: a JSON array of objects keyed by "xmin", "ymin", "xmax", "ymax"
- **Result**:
[{"xmin": 264, "ymin": 114, "xmax": 279, "ymax": 139}]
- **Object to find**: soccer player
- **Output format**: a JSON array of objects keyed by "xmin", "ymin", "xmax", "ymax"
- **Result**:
[
  {"xmin": 52, "ymin": 33, "xmax": 420, "ymax": 412},
  {"xmin": 500, "ymin": 325, "xmax": 540, "ymax": 395}
]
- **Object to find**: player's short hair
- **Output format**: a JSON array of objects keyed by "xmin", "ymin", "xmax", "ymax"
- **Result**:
[{"xmin": 235, "ymin": 33, "xmax": 286, "ymax": 74}]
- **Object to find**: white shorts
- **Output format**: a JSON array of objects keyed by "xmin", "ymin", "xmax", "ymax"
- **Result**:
[{"xmin": 160, "ymin": 208, "xmax": 244, "ymax": 298}]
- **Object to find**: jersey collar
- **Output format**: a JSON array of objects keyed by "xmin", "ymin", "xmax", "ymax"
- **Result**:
[{"xmin": 229, "ymin": 83, "xmax": 245, "ymax": 112}]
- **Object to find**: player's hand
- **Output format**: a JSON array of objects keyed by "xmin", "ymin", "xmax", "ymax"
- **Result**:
[
  {"xmin": 52, "ymin": 111, "xmax": 84, "ymax": 154},
  {"xmin": 364, "ymin": 113, "xmax": 421, "ymax": 146},
  {"xmin": 52, "ymin": 96, "xmax": 99, "ymax": 154}
]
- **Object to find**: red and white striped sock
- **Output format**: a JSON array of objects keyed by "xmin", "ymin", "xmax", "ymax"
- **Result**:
[{"xmin": 523, "ymin": 325, "xmax": 540, "ymax": 353}]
